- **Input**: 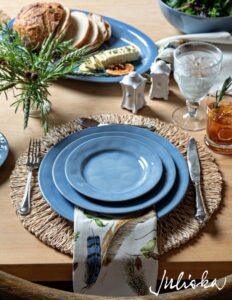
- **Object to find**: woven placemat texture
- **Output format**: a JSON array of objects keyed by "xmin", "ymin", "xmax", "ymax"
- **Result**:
[{"xmin": 10, "ymin": 114, "xmax": 223, "ymax": 256}]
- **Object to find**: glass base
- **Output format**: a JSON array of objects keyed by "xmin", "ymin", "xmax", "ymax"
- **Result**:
[
  {"xmin": 172, "ymin": 106, "xmax": 206, "ymax": 131},
  {"xmin": 204, "ymin": 135, "xmax": 232, "ymax": 155},
  {"xmin": 28, "ymin": 102, "xmax": 51, "ymax": 118}
]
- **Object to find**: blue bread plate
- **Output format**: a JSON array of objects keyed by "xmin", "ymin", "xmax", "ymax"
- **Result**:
[{"xmin": 8, "ymin": 10, "xmax": 157, "ymax": 83}]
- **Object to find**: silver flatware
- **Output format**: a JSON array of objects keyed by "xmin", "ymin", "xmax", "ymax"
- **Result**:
[
  {"xmin": 76, "ymin": 117, "xmax": 156, "ymax": 131},
  {"xmin": 187, "ymin": 137, "xmax": 208, "ymax": 224},
  {"xmin": 18, "ymin": 139, "xmax": 41, "ymax": 215}
]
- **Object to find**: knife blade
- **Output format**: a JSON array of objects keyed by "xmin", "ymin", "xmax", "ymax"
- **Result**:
[{"xmin": 187, "ymin": 138, "xmax": 208, "ymax": 224}]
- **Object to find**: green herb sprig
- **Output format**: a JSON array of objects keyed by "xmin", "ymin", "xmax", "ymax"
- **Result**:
[
  {"xmin": 0, "ymin": 23, "xmax": 97, "ymax": 133},
  {"xmin": 214, "ymin": 77, "xmax": 232, "ymax": 109}
]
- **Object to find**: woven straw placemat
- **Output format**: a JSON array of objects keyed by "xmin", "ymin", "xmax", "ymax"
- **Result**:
[{"xmin": 10, "ymin": 114, "xmax": 223, "ymax": 256}]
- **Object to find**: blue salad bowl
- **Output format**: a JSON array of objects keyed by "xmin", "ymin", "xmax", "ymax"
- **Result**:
[{"xmin": 159, "ymin": 0, "xmax": 232, "ymax": 34}]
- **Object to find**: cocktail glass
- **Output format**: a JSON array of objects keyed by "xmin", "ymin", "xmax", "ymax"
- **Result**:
[
  {"xmin": 205, "ymin": 95, "xmax": 232, "ymax": 154},
  {"xmin": 173, "ymin": 42, "xmax": 223, "ymax": 131}
]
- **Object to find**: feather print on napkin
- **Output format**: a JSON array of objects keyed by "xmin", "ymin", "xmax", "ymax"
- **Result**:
[
  {"xmin": 102, "ymin": 211, "xmax": 155, "ymax": 266},
  {"xmin": 84, "ymin": 235, "xmax": 101, "ymax": 288},
  {"xmin": 124, "ymin": 257, "xmax": 149, "ymax": 295},
  {"xmin": 102, "ymin": 219, "xmax": 131, "ymax": 266}
]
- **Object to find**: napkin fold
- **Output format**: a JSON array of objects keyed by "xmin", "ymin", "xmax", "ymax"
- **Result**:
[{"xmin": 73, "ymin": 207, "xmax": 158, "ymax": 296}]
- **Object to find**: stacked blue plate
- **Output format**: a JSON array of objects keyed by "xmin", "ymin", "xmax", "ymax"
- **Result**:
[
  {"xmin": 0, "ymin": 132, "xmax": 9, "ymax": 167},
  {"xmin": 39, "ymin": 125, "xmax": 189, "ymax": 221}
]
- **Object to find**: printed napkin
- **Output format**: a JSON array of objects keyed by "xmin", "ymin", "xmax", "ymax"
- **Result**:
[{"xmin": 73, "ymin": 207, "xmax": 158, "ymax": 296}]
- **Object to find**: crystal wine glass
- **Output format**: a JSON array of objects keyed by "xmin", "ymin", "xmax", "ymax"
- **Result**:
[{"xmin": 173, "ymin": 42, "xmax": 223, "ymax": 131}]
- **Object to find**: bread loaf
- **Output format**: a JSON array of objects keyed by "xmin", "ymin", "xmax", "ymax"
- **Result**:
[{"xmin": 13, "ymin": 2, "xmax": 65, "ymax": 48}]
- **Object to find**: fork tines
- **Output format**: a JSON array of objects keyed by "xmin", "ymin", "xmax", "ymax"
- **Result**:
[{"xmin": 27, "ymin": 138, "xmax": 41, "ymax": 166}]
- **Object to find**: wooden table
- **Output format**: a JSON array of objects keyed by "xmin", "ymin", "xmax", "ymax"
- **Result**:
[{"xmin": 0, "ymin": 0, "xmax": 231, "ymax": 282}]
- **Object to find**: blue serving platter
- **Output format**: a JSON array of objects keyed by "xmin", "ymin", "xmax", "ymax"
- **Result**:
[
  {"xmin": 8, "ymin": 10, "xmax": 157, "ymax": 83},
  {"xmin": 0, "ymin": 132, "xmax": 9, "ymax": 167},
  {"xmin": 65, "ymin": 135, "xmax": 163, "ymax": 201},
  {"xmin": 39, "ymin": 125, "xmax": 189, "ymax": 221},
  {"xmin": 52, "ymin": 131, "xmax": 176, "ymax": 208}
]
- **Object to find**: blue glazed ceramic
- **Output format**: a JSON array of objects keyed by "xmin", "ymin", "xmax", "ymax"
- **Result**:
[
  {"xmin": 8, "ymin": 10, "xmax": 157, "ymax": 83},
  {"xmin": 39, "ymin": 125, "xmax": 188, "ymax": 220},
  {"xmin": 159, "ymin": 0, "xmax": 232, "ymax": 34},
  {"xmin": 69, "ymin": 9, "xmax": 157, "ymax": 82},
  {"xmin": 65, "ymin": 135, "xmax": 163, "ymax": 201},
  {"xmin": 52, "ymin": 131, "xmax": 176, "ymax": 207},
  {"xmin": 0, "ymin": 132, "xmax": 9, "ymax": 167}
]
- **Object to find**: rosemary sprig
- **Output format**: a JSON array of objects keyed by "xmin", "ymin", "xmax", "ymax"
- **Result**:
[
  {"xmin": 0, "ymin": 23, "xmax": 98, "ymax": 133},
  {"xmin": 214, "ymin": 77, "xmax": 232, "ymax": 109}
]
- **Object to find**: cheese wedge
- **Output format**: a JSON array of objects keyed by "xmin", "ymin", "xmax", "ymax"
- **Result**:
[
  {"xmin": 79, "ymin": 45, "xmax": 140, "ymax": 72},
  {"xmin": 65, "ymin": 11, "xmax": 90, "ymax": 48}
]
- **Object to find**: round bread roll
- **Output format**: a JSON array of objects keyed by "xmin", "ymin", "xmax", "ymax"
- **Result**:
[{"xmin": 13, "ymin": 2, "xmax": 65, "ymax": 49}]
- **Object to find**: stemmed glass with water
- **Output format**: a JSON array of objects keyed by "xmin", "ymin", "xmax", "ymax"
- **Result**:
[{"xmin": 173, "ymin": 42, "xmax": 223, "ymax": 131}]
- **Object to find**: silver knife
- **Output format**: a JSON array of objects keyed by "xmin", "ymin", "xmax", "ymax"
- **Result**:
[{"xmin": 187, "ymin": 138, "xmax": 208, "ymax": 224}]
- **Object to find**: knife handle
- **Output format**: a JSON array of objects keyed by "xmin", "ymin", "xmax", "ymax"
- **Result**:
[{"xmin": 194, "ymin": 182, "xmax": 208, "ymax": 224}]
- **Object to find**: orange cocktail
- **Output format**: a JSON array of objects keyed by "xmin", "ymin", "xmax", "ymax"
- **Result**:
[{"xmin": 205, "ymin": 97, "xmax": 232, "ymax": 154}]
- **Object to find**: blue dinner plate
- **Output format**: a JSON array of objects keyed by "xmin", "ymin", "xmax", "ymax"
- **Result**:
[
  {"xmin": 8, "ymin": 10, "xmax": 157, "ymax": 83},
  {"xmin": 0, "ymin": 132, "xmax": 9, "ymax": 167},
  {"xmin": 52, "ymin": 131, "xmax": 176, "ymax": 207},
  {"xmin": 39, "ymin": 125, "xmax": 189, "ymax": 220},
  {"xmin": 65, "ymin": 135, "xmax": 163, "ymax": 201}
]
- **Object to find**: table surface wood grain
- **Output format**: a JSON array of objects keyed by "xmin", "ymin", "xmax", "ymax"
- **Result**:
[{"xmin": 0, "ymin": 0, "xmax": 231, "ymax": 282}]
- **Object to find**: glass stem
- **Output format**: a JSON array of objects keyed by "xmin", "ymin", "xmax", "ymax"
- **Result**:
[{"xmin": 186, "ymin": 100, "xmax": 199, "ymax": 118}]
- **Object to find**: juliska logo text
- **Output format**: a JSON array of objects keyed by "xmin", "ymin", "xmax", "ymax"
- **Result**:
[{"xmin": 149, "ymin": 270, "xmax": 227, "ymax": 296}]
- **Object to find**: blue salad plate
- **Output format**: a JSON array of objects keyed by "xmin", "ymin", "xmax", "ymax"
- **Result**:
[
  {"xmin": 65, "ymin": 135, "xmax": 163, "ymax": 201},
  {"xmin": 0, "ymin": 132, "xmax": 9, "ymax": 167},
  {"xmin": 39, "ymin": 125, "xmax": 189, "ymax": 221},
  {"xmin": 8, "ymin": 10, "xmax": 157, "ymax": 83},
  {"xmin": 52, "ymin": 131, "xmax": 175, "ymax": 207}
]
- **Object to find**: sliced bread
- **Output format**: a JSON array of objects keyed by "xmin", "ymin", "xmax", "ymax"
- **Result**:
[
  {"xmin": 57, "ymin": 6, "xmax": 71, "ymax": 37},
  {"xmin": 104, "ymin": 20, "xmax": 112, "ymax": 41},
  {"xmin": 85, "ymin": 15, "xmax": 99, "ymax": 47},
  {"xmin": 88, "ymin": 13, "xmax": 106, "ymax": 49},
  {"xmin": 65, "ymin": 11, "xmax": 90, "ymax": 48}
]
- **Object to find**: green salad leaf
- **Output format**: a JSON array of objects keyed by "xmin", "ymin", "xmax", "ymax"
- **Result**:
[{"xmin": 164, "ymin": 0, "xmax": 232, "ymax": 17}]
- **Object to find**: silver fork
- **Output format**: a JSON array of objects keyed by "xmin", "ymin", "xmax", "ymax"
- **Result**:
[{"xmin": 18, "ymin": 139, "xmax": 41, "ymax": 215}]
